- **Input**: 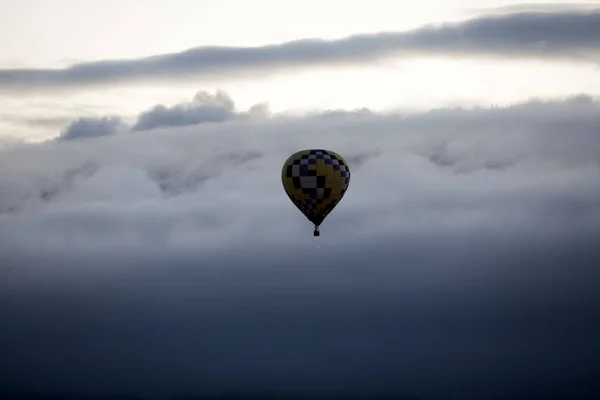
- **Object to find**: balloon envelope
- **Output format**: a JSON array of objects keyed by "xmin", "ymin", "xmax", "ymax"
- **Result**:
[{"xmin": 281, "ymin": 149, "xmax": 351, "ymax": 235}]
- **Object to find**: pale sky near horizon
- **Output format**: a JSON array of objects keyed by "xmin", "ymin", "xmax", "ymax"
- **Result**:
[{"xmin": 2, "ymin": 0, "xmax": 600, "ymax": 140}]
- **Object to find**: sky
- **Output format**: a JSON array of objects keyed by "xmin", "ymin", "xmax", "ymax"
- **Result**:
[{"xmin": 1, "ymin": 1, "xmax": 600, "ymax": 399}]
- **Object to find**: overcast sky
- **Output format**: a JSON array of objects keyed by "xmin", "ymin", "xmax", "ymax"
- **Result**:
[{"xmin": 1, "ymin": 1, "xmax": 600, "ymax": 399}]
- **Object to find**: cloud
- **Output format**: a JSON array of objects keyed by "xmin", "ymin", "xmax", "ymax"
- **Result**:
[
  {"xmin": 0, "ymin": 135, "xmax": 25, "ymax": 150},
  {"xmin": 1, "ymin": 9, "xmax": 600, "ymax": 93},
  {"xmin": 469, "ymin": 2, "xmax": 600, "ymax": 16},
  {"xmin": 1, "ymin": 94, "xmax": 600, "ymax": 398},
  {"xmin": 130, "ymin": 90, "xmax": 262, "ymax": 132},
  {"xmin": 2, "ymin": 93, "xmax": 600, "ymax": 234},
  {"xmin": 58, "ymin": 116, "xmax": 126, "ymax": 140},
  {"xmin": 54, "ymin": 90, "xmax": 269, "ymax": 141}
]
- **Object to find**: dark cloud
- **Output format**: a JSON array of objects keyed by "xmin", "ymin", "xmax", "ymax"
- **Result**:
[
  {"xmin": 131, "ymin": 90, "xmax": 236, "ymax": 132},
  {"xmin": 1, "ymin": 9, "xmax": 600, "ymax": 93},
  {"xmin": 55, "ymin": 90, "xmax": 269, "ymax": 141},
  {"xmin": 1, "ymin": 236, "xmax": 599, "ymax": 399},
  {"xmin": 0, "ymin": 135, "xmax": 25, "ymax": 150},
  {"xmin": 471, "ymin": 2, "xmax": 600, "ymax": 16},
  {"xmin": 1, "ymin": 95, "xmax": 600, "ymax": 399},
  {"xmin": 59, "ymin": 116, "xmax": 126, "ymax": 140}
]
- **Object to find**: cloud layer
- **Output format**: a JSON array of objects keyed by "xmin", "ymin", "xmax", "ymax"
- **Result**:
[
  {"xmin": 54, "ymin": 90, "xmax": 269, "ymax": 141},
  {"xmin": 1, "ymin": 94, "xmax": 600, "ymax": 398},
  {"xmin": 1, "ymin": 9, "xmax": 600, "ymax": 92},
  {"xmin": 59, "ymin": 116, "xmax": 126, "ymax": 140}
]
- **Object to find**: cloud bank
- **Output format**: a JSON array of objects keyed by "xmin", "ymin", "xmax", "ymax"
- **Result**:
[
  {"xmin": 53, "ymin": 90, "xmax": 268, "ymax": 141},
  {"xmin": 1, "ymin": 9, "xmax": 600, "ymax": 92},
  {"xmin": 1, "ymin": 94, "xmax": 600, "ymax": 399},
  {"xmin": 59, "ymin": 116, "xmax": 126, "ymax": 141}
]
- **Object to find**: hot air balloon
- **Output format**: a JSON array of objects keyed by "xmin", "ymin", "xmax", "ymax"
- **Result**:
[{"xmin": 281, "ymin": 149, "xmax": 351, "ymax": 236}]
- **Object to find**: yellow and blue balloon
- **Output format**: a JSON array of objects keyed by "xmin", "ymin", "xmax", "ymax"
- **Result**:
[{"xmin": 281, "ymin": 149, "xmax": 351, "ymax": 236}]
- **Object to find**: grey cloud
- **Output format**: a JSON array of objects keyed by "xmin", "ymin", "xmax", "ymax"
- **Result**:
[
  {"xmin": 470, "ymin": 2, "xmax": 600, "ymax": 16},
  {"xmin": 1, "ymin": 95, "xmax": 600, "ymax": 398},
  {"xmin": 56, "ymin": 90, "xmax": 268, "ymax": 141},
  {"xmin": 139, "ymin": 90, "xmax": 270, "ymax": 126},
  {"xmin": 1, "ymin": 94, "xmax": 599, "ymax": 214},
  {"xmin": 146, "ymin": 150, "xmax": 262, "ymax": 198},
  {"xmin": 1, "ymin": 9, "xmax": 600, "ymax": 92},
  {"xmin": 0, "ymin": 135, "xmax": 25, "ymax": 150},
  {"xmin": 247, "ymin": 101, "xmax": 271, "ymax": 118},
  {"xmin": 131, "ymin": 90, "xmax": 236, "ymax": 132},
  {"xmin": 59, "ymin": 116, "xmax": 126, "ymax": 140},
  {"xmin": 1, "ymin": 235, "xmax": 599, "ymax": 399}
]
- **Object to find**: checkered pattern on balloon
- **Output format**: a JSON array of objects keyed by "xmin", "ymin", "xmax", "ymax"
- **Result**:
[{"xmin": 282, "ymin": 149, "xmax": 350, "ymax": 236}]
